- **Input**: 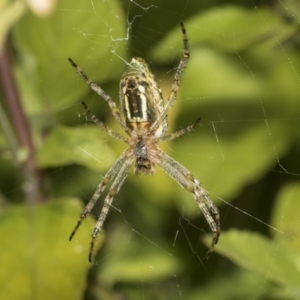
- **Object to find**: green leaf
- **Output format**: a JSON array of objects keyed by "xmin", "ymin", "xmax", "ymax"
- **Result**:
[
  {"xmin": 0, "ymin": 198, "xmax": 103, "ymax": 300},
  {"xmin": 151, "ymin": 5, "xmax": 295, "ymax": 61},
  {"xmin": 13, "ymin": 0, "xmax": 127, "ymax": 116},
  {"xmin": 98, "ymin": 227, "xmax": 182, "ymax": 285},
  {"xmin": 179, "ymin": 47, "xmax": 257, "ymax": 101},
  {"xmin": 0, "ymin": 0, "xmax": 26, "ymax": 48},
  {"xmin": 172, "ymin": 121, "xmax": 289, "ymax": 215},
  {"xmin": 37, "ymin": 125, "xmax": 117, "ymax": 171},
  {"xmin": 271, "ymin": 183, "xmax": 300, "ymax": 252},
  {"xmin": 185, "ymin": 269, "xmax": 273, "ymax": 300},
  {"xmin": 209, "ymin": 230, "xmax": 300, "ymax": 288}
]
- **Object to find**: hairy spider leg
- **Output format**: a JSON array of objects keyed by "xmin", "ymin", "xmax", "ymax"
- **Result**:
[
  {"xmin": 69, "ymin": 152, "xmax": 127, "ymax": 242},
  {"xmin": 89, "ymin": 162, "xmax": 132, "ymax": 262},
  {"xmin": 150, "ymin": 22, "xmax": 190, "ymax": 134},
  {"xmin": 68, "ymin": 58, "xmax": 130, "ymax": 135},
  {"xmin": 158, "ymin": 152, "xmax": 220, "ymax": 263}
]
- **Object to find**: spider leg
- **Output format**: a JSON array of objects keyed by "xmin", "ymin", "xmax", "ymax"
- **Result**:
[
  {"xmin": 69, "ymin": 151, "xmax": 127, "ymax": 241},
  {"xmin": 160, "ymin": 117, "xmax": 201, "ymax": 141},
  {"xmin": 191, "ymin": 178, "xmax": 220, "ymax": 263},
  {"xmin": 68, "ymin": 58, "xmax": 130, "ymax": 135},
  {"xmin": 89, "ymin": 162, "xmax": 132, "ymax": 262},
  {"xmin": 81, "ymin": 101, "xmax": 128, "ymax": 143},
  {"xmin": 158, "ymin": 152, "xmax": 220, "ymax": 263},
  {"xmin": 151, "ymin": 22, "xmax": 190, "ymax": 133}
]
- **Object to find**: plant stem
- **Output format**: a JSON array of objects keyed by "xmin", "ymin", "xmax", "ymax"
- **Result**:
[{"xmin": 0, "ymin": 39, "xmax": 44, "ymax": 203}]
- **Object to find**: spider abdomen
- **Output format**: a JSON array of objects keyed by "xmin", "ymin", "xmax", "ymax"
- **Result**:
[
  {"xmin": 121, "ymin": 77, "xmax": 154, "ymax": 123},
  {"xmin": 120, "ymin": 57, "xmax": 167, "ymax": 136}
]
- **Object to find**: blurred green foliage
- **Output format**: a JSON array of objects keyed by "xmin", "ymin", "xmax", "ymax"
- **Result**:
[{"xmin": 0, "ymin": 0, "xmax": 300, "ymax": 299}]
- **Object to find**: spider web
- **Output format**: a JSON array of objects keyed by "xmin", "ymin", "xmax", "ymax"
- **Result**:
[
  {"xmin": 1, "ymin": 0, "xmax": 300, "ymax": 299},
  {"xmin": 59, "ymin": 1, "xmax": 299, "ymax": 298}
]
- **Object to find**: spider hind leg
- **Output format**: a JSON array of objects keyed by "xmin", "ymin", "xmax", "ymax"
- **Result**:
[
  {"xmin": 88, "ymin": 162, "xmax": 131, "ymax": 262},
  {"xmin": 158, "ymin": 152, "xmax": 220, "ymax": 263},
  {"xmin": 68, "ymin": 153, "xmax": 126, "ymax": 242}
]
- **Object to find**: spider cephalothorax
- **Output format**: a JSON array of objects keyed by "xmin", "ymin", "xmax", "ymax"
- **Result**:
[
  {"xmin": 134, "ymin": 138, "xmax": 155, "ymax": 174},
  {"xmin": 68, "ymin": 23, "xmax": 220, "ymax": 263}
]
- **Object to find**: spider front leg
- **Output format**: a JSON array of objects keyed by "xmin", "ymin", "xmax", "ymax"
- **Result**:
[
  {"xmin": 89, "ymin": 162, "xmax": 132, "ymax": 262},
  {"xmin": 158, "ymin": 152, "xmax": 220, "ymax": 263},
  {"xmin": 69, "ymin": 152, "xmax": 127, "ymax": 242},
  {"xmin": 151, "ymin": 22, "xmax": 190, "ymax": 133},
  {"xmin": 81, "ymin": 101, "xmax": 129, "ymax": 143},
  {"xmin": 68, "ymin": 58, "xmax": 130, "ymax": 135}
]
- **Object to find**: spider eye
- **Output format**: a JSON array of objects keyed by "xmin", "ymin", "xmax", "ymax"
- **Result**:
[{"xmin": 127, "ymin": 80, "xmax": 136, "ymax": 89}]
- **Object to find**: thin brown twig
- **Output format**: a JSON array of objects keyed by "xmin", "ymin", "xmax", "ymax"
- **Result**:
[{"xmin": 0, "ymin": 39, "xmax": 44, "ymax": 203}]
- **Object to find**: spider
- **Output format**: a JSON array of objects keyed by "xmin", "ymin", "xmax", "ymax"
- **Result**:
[{"xmin": 68, "ymin": 23, "xmax": 220, "ymax": 263}]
